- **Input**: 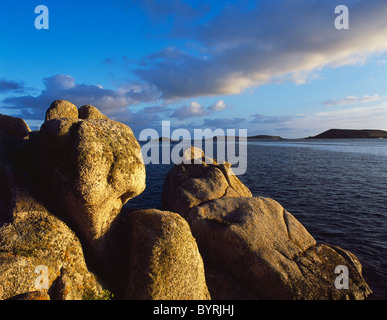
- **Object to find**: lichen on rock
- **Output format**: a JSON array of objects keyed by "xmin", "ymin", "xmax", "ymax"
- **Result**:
[{"xmin": 0, "ymin": 167, "xmax": 104, "ymax": 300}]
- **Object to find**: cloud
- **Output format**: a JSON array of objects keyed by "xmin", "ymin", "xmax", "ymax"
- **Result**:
[
  {"xmin": 0, "ymin": 78, "xmax": 26, "ymax": 93},
  {"xmin": 2, "ymin": 74, "xmax": 160, "ymax": 120},
  {"xmin": 134, "ymin": 0, "xmax": 387, "ymax": 99},
  {"xmin": 171, "ymin": 101, "xmax": 209, "ymax": 119},
  {"xmin": 208, "ymin": 100, "xmax": 227, "ymax": 111},
  {"xmin": 171, "ymin": 99, "xmax": 228, "ymax": 119},
  {"xmin": 323, "ymin": 94, "xmax": 386, "ymax": 106},
  {"xmin": 1, "ymin": 74, "xmax": 230, "ymax": 132}
]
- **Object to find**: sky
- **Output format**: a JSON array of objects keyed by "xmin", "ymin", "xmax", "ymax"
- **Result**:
[{"xmin": 1, "ymin": 0, "xmax": 387, "ymax": 138}]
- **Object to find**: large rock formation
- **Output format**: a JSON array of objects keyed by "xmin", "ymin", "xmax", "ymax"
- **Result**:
[
  {"xmin": 0, "ymin": 101, "xmax": 209, "ymax": 300},
  {"xmin": 186, "ymin": 197, "xmax": 371, "ymax": 299},
  {"xmin": 0, "ymin": 101, "xmax": 373, "ymax": 300},
  {"xmin": 162, "ymin": 148, "xmax": 372, "ymax": 300},
  {"xmin": 0, "ymin": 188, "xmax": 105, "ymax": 300},
  {"xmin": 37, "ymin": 106, "xmax": 146, "ymax": 247},
  {"xmin": 0, "ymin": 137, "xmax": 104, "ymax": 300}
]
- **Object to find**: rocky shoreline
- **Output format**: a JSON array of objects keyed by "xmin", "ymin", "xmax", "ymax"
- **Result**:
[{"xmin": 0, "ymin": 100, "xmax": 372, "ymax": 300}]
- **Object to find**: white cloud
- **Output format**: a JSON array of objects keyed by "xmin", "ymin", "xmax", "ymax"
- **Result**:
[
  {"xmin": 323, "ymin": 94, "xmax": 387, "ymax": 106},
  {"xmin": 171, "ymin": 101, "xmax": 209, "ymax": 119},
  {"xmin": 171, "ymin": 99, "xmax": 228, "ymax": 119},
  {"xmin": 208, "ymin": 100, "xmax": 227, "ymax": 111}
]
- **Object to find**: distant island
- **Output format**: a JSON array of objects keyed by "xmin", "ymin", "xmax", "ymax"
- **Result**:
[
  {"xmin": 248, "ymin": 135, "xmax": 285, "ymax": 140},
  {"xmin": 306, "ymin": 129, "xmax": 387, "ymax": 139}
]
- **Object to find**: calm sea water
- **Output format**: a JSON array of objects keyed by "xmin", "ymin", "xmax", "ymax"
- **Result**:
[{"xmin": 127, "ymin": 139, "xmax": 387, "ymax": 300}]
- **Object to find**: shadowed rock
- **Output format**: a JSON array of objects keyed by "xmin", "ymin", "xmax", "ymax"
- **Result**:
[
  {"xmin": 123, "ymin": 209, "xmax": 210, "ymax": 300},
  {"xmin": 0, "ymin": 114, "xmax": 30, "ymax": 139}
]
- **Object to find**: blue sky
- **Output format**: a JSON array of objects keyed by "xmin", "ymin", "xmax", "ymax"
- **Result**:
[{"xmin": 1, "ymin": 0, "xmax": 387, "ymax": 138}]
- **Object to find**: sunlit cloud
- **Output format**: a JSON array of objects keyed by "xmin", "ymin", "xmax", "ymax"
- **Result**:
[
  {"xmin": 171, "ymin": 100, "xmax": 228, "ymax": 119},
  {"xmin": 171, "ymin": 101, "xmax": 209, "ymax": 119},
  {"xmin": 135, "ymin": 1, "xmax": 387, "ymax": 99},
  {"xmin": 208, "ymin": 100, "xmax": 227, "ymax": 111}
]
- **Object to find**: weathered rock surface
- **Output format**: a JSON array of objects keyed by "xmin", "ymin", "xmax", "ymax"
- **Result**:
[
  {"xmin": 0, "ymin": 107, "xmax": 148, "ymax": 300},
  {"xmin": 204, "ymin": 266, "xmax": 258, "ymax": 300},
  {"xmin": 186, "ymin": 196, "xmax": 371, "ymax": 299},
  {"xmin": 0, "ymin": 143, "xmax": 104, "ymax": 300},
  {"xmin": 162, "ymin": 147, "xmax": 252, "ymax": 217},
  {"xmin": 38, "ymin": 116, "xmax": 146, "ymax": 245},
  {"xmin": 45, "ymin": 99, "xmax": 78, "ymax": 121},
  {"xmin": 163, "ymin": 148, "xmax": 372, "ymax": 300},
  {"xmin": 7, "ymin": 291, "xmax": 51, "ymax": 300},
  {"xmin": 123, "ymin": 209, "xmax": 210, "ymax": 300},
  {"xmin": 0, "ymin": 203, "xmax": 104, "ymax": 300}
]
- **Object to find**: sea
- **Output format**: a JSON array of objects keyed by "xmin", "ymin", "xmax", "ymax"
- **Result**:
[{"xmin": 126, "ymin": 138, "xmax": 387, "ymax": 300}]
